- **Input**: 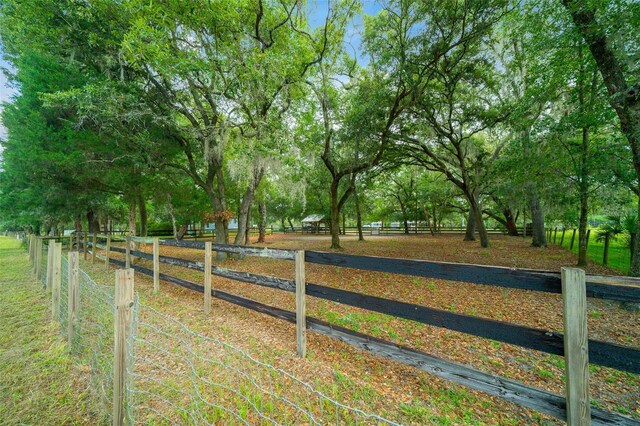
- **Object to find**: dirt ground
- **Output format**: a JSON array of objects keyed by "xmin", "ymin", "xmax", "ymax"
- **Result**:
[{"xmin": 89, "ymin": 233, "xmax": 639, "ymax": 425}]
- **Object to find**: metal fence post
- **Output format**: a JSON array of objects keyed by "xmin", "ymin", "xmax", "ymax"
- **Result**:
[
  {"xmin": 153, "ymin": 238, "xmax": 160, "ymax": 294},
  {"xmin": 92, "ymin": 233, "xmax": 97, "ymax": 264},
  {"xmin": 125, "ymin": 236, "xmax": 131, "ymax": 269},
  {"xmin": 51, "ymin": 242, "xmax": 62, "ymax": 322},
  {"xmin": 295, "ymin": 250, "xmax": 306, "ymax": 358},
  {"xmin": 67, "ymin": 252, "xmax": 80, "ymax": 351},
  {"xmin": 204, "ymin": 242, "xmax": 212, "ymax": 314},
  {"xmin": 105, "ymin": 235, "xmax": 111, "ymax": 268}
]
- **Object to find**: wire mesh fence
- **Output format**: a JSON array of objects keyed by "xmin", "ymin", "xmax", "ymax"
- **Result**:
[
  {"xmin": 131, "ymin": 305, "xmax": 398, "ymax": 426},
  {"xmin": 33, "ymin": 241, "xmax": 399, "ymax": 426}
]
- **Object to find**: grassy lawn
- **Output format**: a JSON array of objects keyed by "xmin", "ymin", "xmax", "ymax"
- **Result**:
[
  {"xmin": 550, "ymin": 229, "xmax": 631, "ymax": 274},
  {"xmin": 0, "ymin": 236, "xmax": 95, "ymax": 425}
]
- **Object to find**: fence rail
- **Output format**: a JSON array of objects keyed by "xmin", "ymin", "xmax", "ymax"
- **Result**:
[{"xmin": 81, "ymin": 235, "xmax": 640, "ymax": 425}]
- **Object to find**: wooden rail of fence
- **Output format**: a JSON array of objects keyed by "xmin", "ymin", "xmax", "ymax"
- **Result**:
[
  {"xmin": 79, "ymin": 236, "xmax": 640, "ymax": 425},
  {"xmin": 283, "ymin": 226, "xmax": 527, "ymax": 236}
]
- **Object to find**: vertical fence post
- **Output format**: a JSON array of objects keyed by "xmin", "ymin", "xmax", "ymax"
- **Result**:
[
  {"xmin": 560, "ymin": 229, "xmax": 566, "ymax": 247},
  {"xmin": 67, "ymin": 251, "xmax": 80, "ymax": 351},
  {"xmin": 125, "ymin": 236, "xmax": 131, "ymax": 269},
  {"xmin": 105, "ymin": 235, "xmax": 111, "ymax": 268},
  {"xmin": 153, "ymin": 237, "xmax": 160, "ymax": 294},
  {"xmin": 585, "ymin": 229, "xmax": 591, "ymax": 254},
  {"xmin": 553, "ymin": 227, "xmax": 558, "ymax": 244},
  {"xmin": 113, "ymin": 268, "xmax": 134, "ymax": 426},
  {"xmin": 51, "ymin": 242, "xmax": 62, "ymax": 322},
  {"xmin": 92, "ymin": 234, "xmax": 97, "ymax": 264},
  {"xmin": 204, "ymin": 242, "xmax": 212, "ymax": 314},
  {"xmin": 46, "ymin": 242, "xmax": 53, "ymax": 291},
  {"xmin": 570, "ymin": 229, "xmax": 577, "ymax": 251},
  {"xmin": 561, "ymin": 267, "xmax": 590, "ymax": 426},
  {"xmin": 295, "ymin": 250, "xmax": 306, "ymax": 358},
  {"xmin": 84, "ymin": 233, "xmax": 88, "ymax": 260},
  {"xmin": 35, "ymin": 237, "xmax": 42, "ymax": 278},
  {"xmin": 603, "ymin": 233, "xmax": 610, "ymax": 266},
  {"xmin": 28, "ymin": 235, "xmax": 34, "ymax": 263}
]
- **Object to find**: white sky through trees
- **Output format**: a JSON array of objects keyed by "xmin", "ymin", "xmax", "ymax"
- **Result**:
[{"xmin": 0, "ymin": 55, "xmax": 17, "ymax": 141}]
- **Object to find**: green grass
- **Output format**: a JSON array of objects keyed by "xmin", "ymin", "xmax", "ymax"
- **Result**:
[
  {"xmin": 550, "ymin": 229, "xmax": 631, "ymax": 273},
  {"xmin": 0, "ymin": 236, "xmax": 95, "ymax": 425}
]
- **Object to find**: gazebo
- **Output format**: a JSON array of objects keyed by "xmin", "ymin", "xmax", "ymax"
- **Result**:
[{"xmin": 301, "ymin": 214, "xmax": 327, "ymax": 234}]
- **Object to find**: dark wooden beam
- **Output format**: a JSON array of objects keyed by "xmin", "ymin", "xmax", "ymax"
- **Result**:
[{"xmin": 106, "ymin": 256, "xmax": 637, "ymax": 425}]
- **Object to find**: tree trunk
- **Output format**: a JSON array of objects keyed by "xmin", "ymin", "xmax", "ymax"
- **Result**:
[
  {"xmin": 234, "ymin": 165, "xmax": 264, "ymax": 245},
  {"xmin": 424, "ymin": 206, "xmax": 435, "ymax": 236},
  {"xmin": 244, "ymin": 212, "xmax": 251, "ymax": 245},
  {"xmin": 288, "ymin": 218, "xmax": 294, "ymax": 231},
  {"xmin": 633, "ymin": 198, "xmax": 640, "ymax": 275},
  {"xmin": 258, "ymin": 201, "xmax": 267, "ymax": 243},
  {"xmin": 128, "ymin": 202, "xmax": 136, "ymax": 237},
  {"xmin": 464, "ymin": 209, "xmax": 476, "ymax": 241},
  {"xmin": 128, "ymin": 200, "xmax": 137, "ymax": 263},
  {"xmin": 354, "ymin": 187, "xmax": 364, "ymax": 241},
  {"xmin": 469, "ymin": 197, "xmax": 489, "ymax": 248},
  {"xmin": 168, "ymin": 202, "xmax": 178, "ymax": 239},
  {"xmin": 138, "ymin": 194, "xmax": 148, "ymax": 237},
  {"xmin": 577, "ymin": 135, "xmax": 590, "ymax": 266},
  {"xmin": 562, "ymin": 1, "xmax": 640, "ymax": 274},
  {"xmin": 529, "ymin": 192, "xmax": 547, "ymax": 247},
  {"xmin": 503, "ymin": 207, "xmax": 519, "ymax": 236},
  {"xmin": 86, "ymin": 209, "xmax": 100, "ymax": 234},
  {"xmin": 330, "ymin": 182, "xmax": 342, "ymax": 249},
  {"xmin": 176, "ymin": 224, "xmax": 187, "ymax": 240}
]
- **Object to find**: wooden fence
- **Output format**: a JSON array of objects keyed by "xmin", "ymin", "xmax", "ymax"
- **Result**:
[
  {"xmin": 283, "ymin": 225, "xmax": 527, "ymax": 236},
  {"xmin": 75, "ymin": 234, "xmax": 640, "ymax": 425}
]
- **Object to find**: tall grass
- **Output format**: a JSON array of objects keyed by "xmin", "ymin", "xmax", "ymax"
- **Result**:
[{"xmin": 550, "ymin": 228, "xmax": 631, "ymax": 274}]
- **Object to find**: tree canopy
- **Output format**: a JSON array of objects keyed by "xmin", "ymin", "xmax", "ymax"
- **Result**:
[{"xmin": 1, "ymin": 0, "xmax": 639, "ymax": 272}]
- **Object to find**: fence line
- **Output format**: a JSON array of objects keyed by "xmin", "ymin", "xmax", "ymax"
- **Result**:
[
  {"xmin": 101, "ymin": 248, "xmax": 640, "ymax": 425},
  {"xmin": 92, "ymin": 236, "xmax": 640, "ymax": 425},
  {"xmin": 28, "ymin": 236, "xmax": 397, "ymax": 425}
]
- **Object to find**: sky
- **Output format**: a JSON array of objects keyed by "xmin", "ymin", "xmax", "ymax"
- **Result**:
[{"xmin": 0, "ymin": 55, "xmax": 17, "ymax": 141}]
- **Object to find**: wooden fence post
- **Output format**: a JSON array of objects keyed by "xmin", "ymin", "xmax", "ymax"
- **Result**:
[
  {"xmin": 28, "ymin": 235, "xmax": 34, "ymax": 263},
  {"xmin": 204, "ymin": 242, "xmax": 212, "ymax": 314},
  {"xmin": 51, "ymin": 242, "xmax": 62, "ymax": 322},
  {"xmin": 153, "ymin": 238, "xmax": 159, "ymax": 294},
  {"xmin": 561, "ymin": 267, "xmax": 590, "ymax": 426},
  {"xmin": 46, "ymin": 242, "xmax": 54, "ymax": 291},
  {"xmin": 295, "ymin": 250, "xmax": 306, "ymax": 358},
  {"xmin": 603, "ymin": 233, "xmax": 610, "ymax": 266},
  {"xmin": 67, "ymin": 251, "xmax": 80, "ymax": 351},
  {"xmin": 125, "ymin": 235, "xmax": 131, "ymax": 269},
  {"xmin": 105, "ymin": 235, "xmax": 111, "ymax": 268},
  {"xmin": 35, "ymin": 237, "xmax": 42, "ymax": 278},
  {"xmin": 560, "ymin": 229, "xmax": 566, "ymax": 247},
  {"xmin": 113, "ymin": 268, "xmax": 134, "ymax": 426},
  {"xmin": 553, "ymin": 227, "xmax": 558, "ymax": 244},
  {"xmin": 585, "ymin": 229, "xmax": 591, "ymax": 254},
  {"xmin": 570, "ymin": 229, "xmax": 577, "ymax": 251},
  {"xmin": 84, "ymin": 233, "xmax": 88, "ymax": 260},
  {"xmin": 92, "ymin": 234, "xmax": 97, "ymax": 264}
]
